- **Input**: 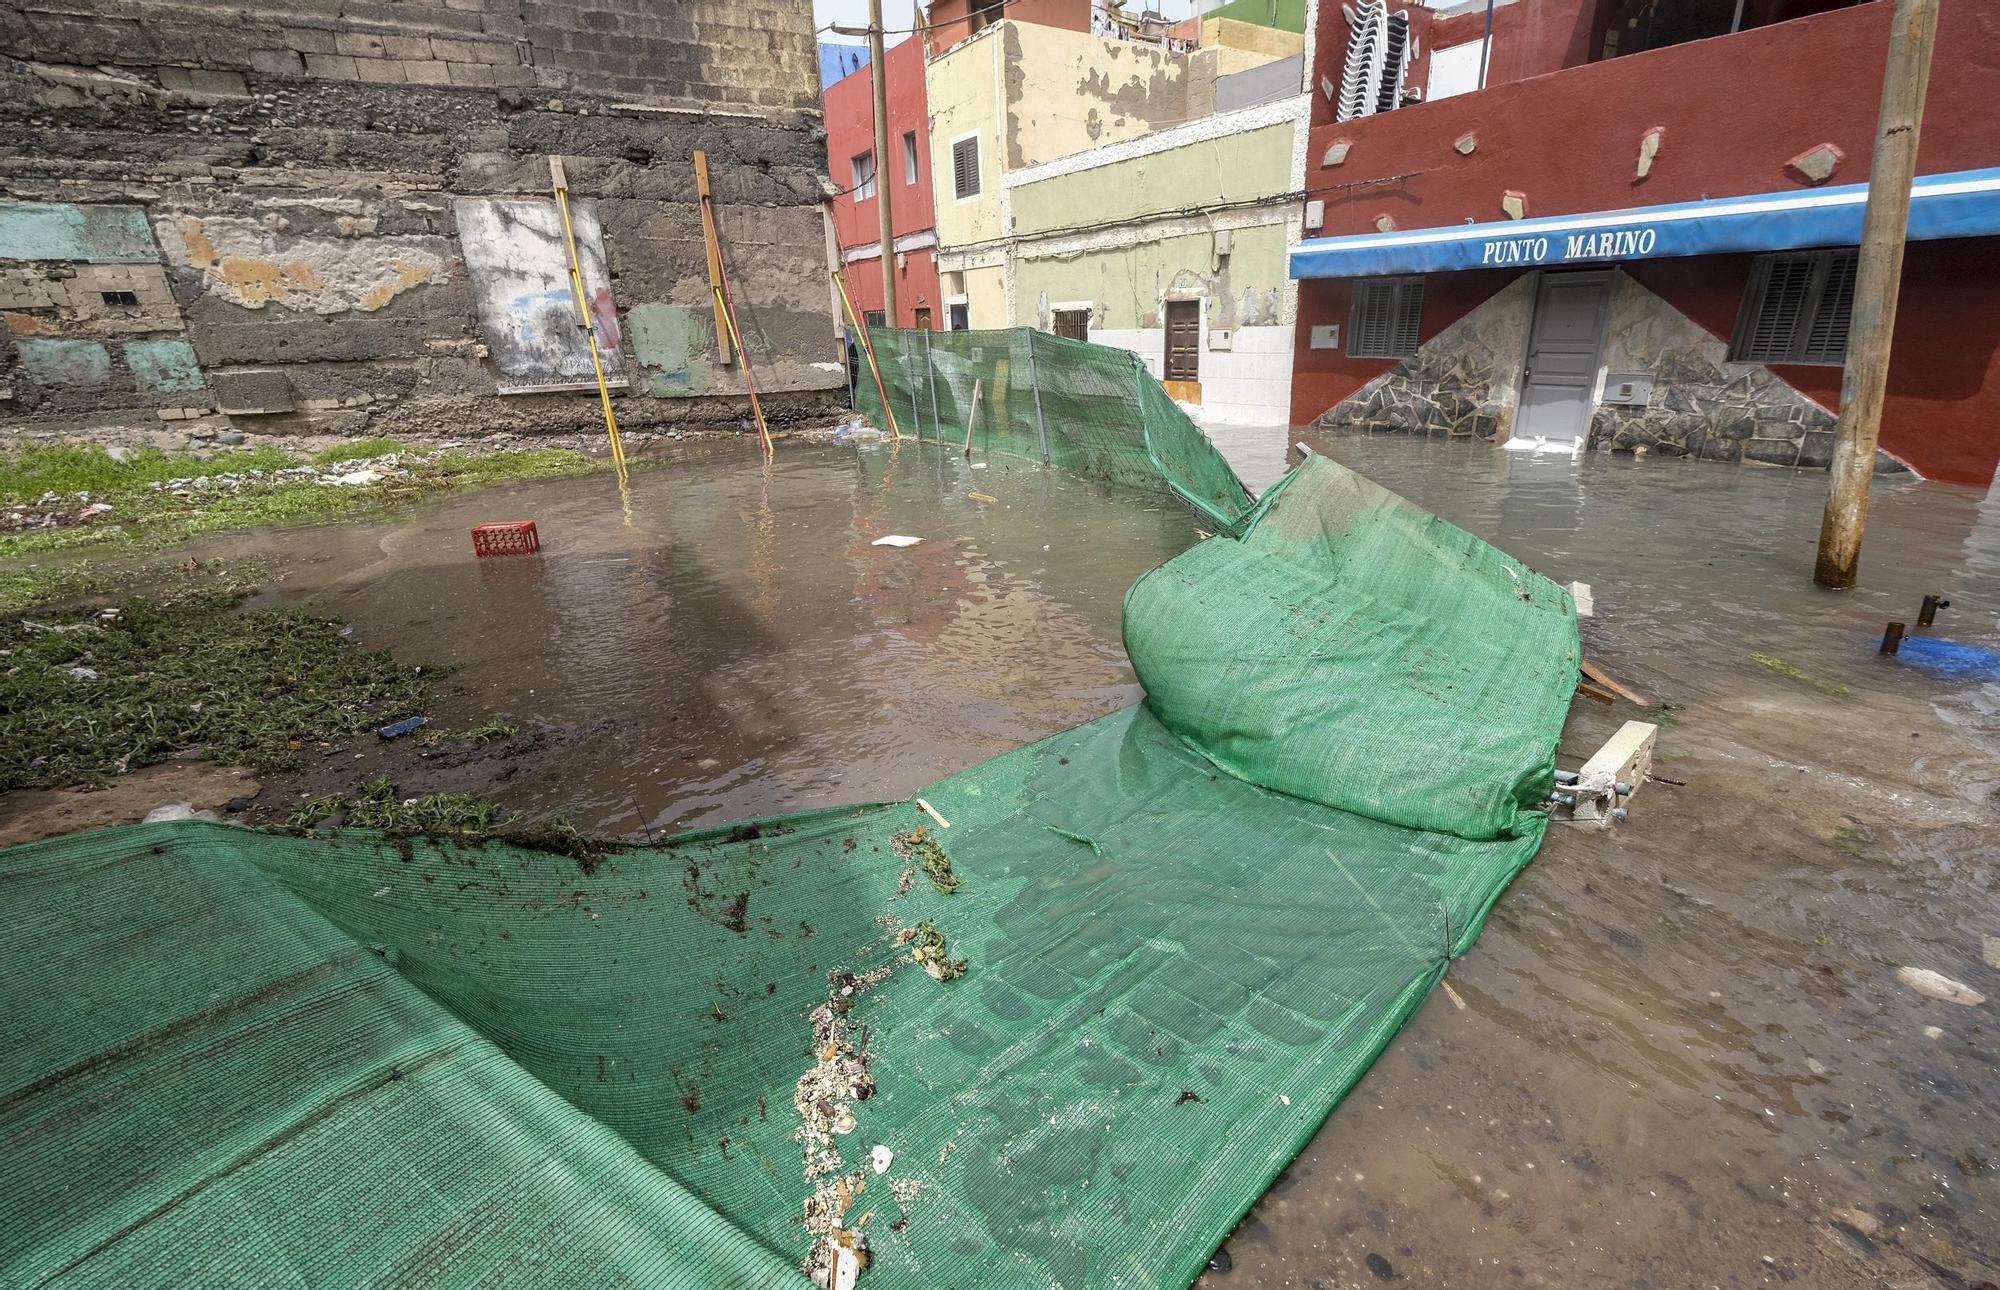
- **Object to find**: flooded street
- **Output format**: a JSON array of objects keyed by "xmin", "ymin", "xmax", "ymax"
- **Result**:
[
  {"xmin": 193, "ymin": 429, "xmax": 1997, "ymax": 1287},
  {"xmin": 210, "ymin": 440, "xmax": 1200, "ymax": 834}
]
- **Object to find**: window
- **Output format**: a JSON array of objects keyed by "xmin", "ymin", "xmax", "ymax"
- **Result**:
[
  {"xmin": 1053, "ymin": 308, "xmax": 1090, "ymax": 341},
  {"xmin": 1730, "ymin": 249, "xmax": 1857, "ymax": 365},
  {"xmin": 948, "ymin": 302, "xmax": 969, "ymax": 331},
  {"xmin": 902, "ymin": 131, "xmax": 919, "ymax": 185},
  {"xmin": 100, "ymin": 290, "xmax": 139, "ymax": 307},
  {"xmin": 951, "ymin": 136, "xmax": 980, "ymax": 200},
  {"xmin": 1427, "ymin": 38, "xmax": 1487, "ymax": 101},
  {"xmin": 851, "ymin": 150, "xmax": 875, "ymax": 201},
  {"xmin": 1347, "ymin": 277, "xmax": 1424, "ymax": 358},
  {"xmin": 863, "ymin": 309, "xmax": 886, "ymax": 327}
]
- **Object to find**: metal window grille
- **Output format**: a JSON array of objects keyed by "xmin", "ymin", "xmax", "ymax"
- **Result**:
[
  {"xmin": 952, "ymin": 136, "xmax": 980, "ymax": 199},
  {"xmin": 1053, "ymin": 309, "xmax": 1090, "ymax": 340},
  {"xmin": 1347, "ymin": 278, "xmax": 1424, "ymax": 358},
  {"xmin": 1731, "ymin": 249, "xmax": 1858, "ymax": 365}
]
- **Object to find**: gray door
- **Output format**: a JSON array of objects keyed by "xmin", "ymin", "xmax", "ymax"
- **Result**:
[{"xmin": 1516, "ymin": 272, "xmax": 1611, "ymax": 445}]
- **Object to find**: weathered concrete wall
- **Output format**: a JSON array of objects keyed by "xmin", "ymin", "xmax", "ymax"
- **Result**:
[
  {"xmin": 1009, "ymin": 120, "xmax": 1295, "ymax": 237},
  {"xmin": 0, "ymin": 0, "xmax": 843, "ymax": 442}
]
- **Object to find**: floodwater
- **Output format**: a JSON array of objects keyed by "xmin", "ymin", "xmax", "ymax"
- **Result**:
[
  {"xmin": 198, "ymin": 429, "xmax": 1997, "ymax": 1286},
  {"xmin": 213, "ymin": 440, "xmax": 1201, "ymax": 834}
]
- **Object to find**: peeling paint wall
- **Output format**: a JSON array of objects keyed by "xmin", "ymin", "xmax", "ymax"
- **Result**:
[
  {"xmin": 0, "ymin": 0, "xmax": 842, "ymax": 441},
  {"xmin": 159, "ymin": 216, "xmax": 447, "ymax": 314}
]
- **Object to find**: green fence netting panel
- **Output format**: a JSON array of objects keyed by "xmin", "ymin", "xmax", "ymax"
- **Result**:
[
  {"xmin": 0, "ymin": 450, "xmax": 1578, "ymax": 1287},
  {"xmin": 851, "ymin": 326, "xmax": 1253, "ymax": 532}
]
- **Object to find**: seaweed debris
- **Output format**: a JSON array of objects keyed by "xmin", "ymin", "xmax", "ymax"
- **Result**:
[{"xmin": 891, "ymin": 824, "xmax": 961, "ymax": 894}]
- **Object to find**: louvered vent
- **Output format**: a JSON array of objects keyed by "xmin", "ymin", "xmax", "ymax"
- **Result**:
[
  {"xmin": 1349, "ymin": 277, "xmax": 1424, "ymax": 358},
  {"xmin": 1801, "ymin": 251, "xmax": 1857, "ymax": 364},
  {"xmin": 1731, "ymin": 250, "xmax": 1856, "ymax": 365}
]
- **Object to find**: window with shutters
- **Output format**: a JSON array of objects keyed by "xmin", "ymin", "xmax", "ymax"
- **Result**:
[
  {"xmin": 850, "ymin": 150, "xmax": 875, "ymax": 201},
  {"xmin": 951, "ymin": 135, "xmax": 980, "ymax": 200},
  {"xmin": 1730, "ymin": 249, "xmax": 1857, "ymax": 365},
  {"xmin": 1347, "ymin": 277, "xmax": 1424, "ymax": 358},
  {"xmin": 1053, "ymin": 308, "xmax": 1090, "ymax": 341}
]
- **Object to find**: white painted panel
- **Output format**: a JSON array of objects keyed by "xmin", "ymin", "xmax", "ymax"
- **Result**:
[{"xmin": 1428, "ymin": 39, "xmax": 1487, "ymax": 102}]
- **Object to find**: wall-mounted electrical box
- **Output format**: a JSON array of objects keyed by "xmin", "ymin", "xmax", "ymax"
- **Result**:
[
  {"xmin": 1603, "ymin": 373, "xmax": 1654, "ymax": 406},
  {"xmin": 1209, "ymin": 329, "xmax": 1233, "ymax": 351},
  {"xmin": 1310, "ymin": 323, "xmax": 1340, "ymax": 350},
  {"xmin": 1304, "ymin": 199, "xmax": 1325, "ymax": 232}
]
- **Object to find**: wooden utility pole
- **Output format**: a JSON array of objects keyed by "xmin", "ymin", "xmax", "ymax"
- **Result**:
[
  {"xmin": 868, "ymin": 0, "xmax": 899, "ymax": 324},
  {"xmin": 1814, "ymin": 0, "xmax": 1939, "ymax": 589}
]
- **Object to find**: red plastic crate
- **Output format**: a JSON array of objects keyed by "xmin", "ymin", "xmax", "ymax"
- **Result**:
[{"xmin": 471, "ymin": 520, "xmax": 540, "ymax": 558}]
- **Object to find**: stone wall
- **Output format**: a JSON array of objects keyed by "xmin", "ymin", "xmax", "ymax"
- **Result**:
[
  {"xmin": 1587, "ymin": 271, "xmax": 1839, "ymax": 467},
  {"xmin": 0, "ymin": 0, "xmax": 843, "ymax": 444},
  {"xmin": 1316, "ymin": 269, "xmax": 1898, "ymax": 472},
  {"xmin": 1316, "ymin": 275, "xmax": 1532, "ymax": 442}
]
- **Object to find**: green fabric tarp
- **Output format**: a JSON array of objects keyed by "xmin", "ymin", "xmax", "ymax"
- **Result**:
[{"xmin": 1, "ymin": 338, "xmax": 1578, "ymax": 1288}]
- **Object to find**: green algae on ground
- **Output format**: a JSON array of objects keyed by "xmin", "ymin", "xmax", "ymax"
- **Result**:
[
  {"xmin": 1, "ymin": 595, "xmax": 435, "ymax": 790},
  {"xmin": 1749, "ymin": 652, "xmax": 1851, "ymax": 696},
  {"xmin": 287, "ymin": 776, "xmax": 616, "ymax": 873},
  {"xmin": 890, "ymin": 823, "xmax": 961, "ymax": 894},
  {"xmin": 419, "ymin": 717, "xmax": 523, "ymax": 745},
  {"xmin": 1, "ymin": 444, "xmax": 602, "ymax": 560}
]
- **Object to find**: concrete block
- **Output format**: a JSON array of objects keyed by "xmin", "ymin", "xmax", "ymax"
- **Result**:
[
  {"xmin": 381, "ymin": 34, "xmax": 436, "ymax": 59},
  {"xmin": 284, "ymin": 26, "xmax": 338, "ymax": 53},
  {"xmin": 209, "ymin": 368, "xmax": 296, "ymax": 415},
  {"xmin": 489, "ymin": 64, "xmax": 534, "ymax": 86},
  {"xmin": 353, "ymin": 57, "xmax": 406, "ymax": 83},
  {"xmin": 189, "ymin": 68, "xmax": 249, "ymax": 95},
  {"xmin": 303, "ymin": 53, "xmax": 359, "ymax": 79},
  {"xmin": 335, "ymin": 31, "xmax": 391, "ymax": 58},
  {"xmin": 402, "ymin": 58, "xmax": 452, "ymax": 84},
  {"xmin": 447, "ymin": 61, "xmax": 496, "ymax": 85},
  {"xmin": 1785, "ymin": 143, "xmax": 1843, "ymax": 186},
  {"xmin": 251, "ymin": 48, "xmax": 306, "ymax": 74},
  {"xmin": 429, "ymin": 37, "xmax": 477, "ymax": 62}
]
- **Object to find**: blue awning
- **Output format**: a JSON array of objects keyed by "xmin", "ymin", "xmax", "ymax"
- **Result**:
[{"xmin": 1289, "ymin": 167, "xmax": 2000, "ymax": 279}]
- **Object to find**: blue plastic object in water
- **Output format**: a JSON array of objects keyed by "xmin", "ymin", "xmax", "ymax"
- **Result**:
[
  {"xmin": 376, "ymin": 715, "xmax": 430, "ymax": 739},
  {"xmin": 1894, "ymin": 636, "xmax": 2000, "ymax": 679}
]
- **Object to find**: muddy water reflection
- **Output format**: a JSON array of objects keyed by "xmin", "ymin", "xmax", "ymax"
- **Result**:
[
  {"xmin": 1196, "ymin": 432, "xmax": 2000, "ymax": 1288},
  {"xmin": 232, "ymin": 441, "xmax": 1197, "ymax": 834}
]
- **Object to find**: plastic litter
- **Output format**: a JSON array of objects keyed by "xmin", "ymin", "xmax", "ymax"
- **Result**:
[
  {"xmin": 871, "ymin": 535, "xmax": 921, "ymax": 548},
  {"xmin": 377, "ymin": 716, "xmax": 430, "ymax": 740}
]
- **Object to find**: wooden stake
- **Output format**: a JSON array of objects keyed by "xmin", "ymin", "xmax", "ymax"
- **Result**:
[
  {"xmin": 548, "ymin": 156, "xmax": 626, "ymax": 476},
  {"xmin": 693, "ymin": 150, "xmax": 732, "ymax": 366},
  {"xmin": 1814, "ymin": 0, "xmax": 1939, "ymax": 589},
  {"xmin": 831, "ymin": 267, "xmax": 901, "ymax": 440},
  {"xmin": 1580, "ymin": 658, "xmax": 1653, "ymax": 707},
  {"xmin": 962, "ymin": 376, "xmax": 981, "ymax": 455}
]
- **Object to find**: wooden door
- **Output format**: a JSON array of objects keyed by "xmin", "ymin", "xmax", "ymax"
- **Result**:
[
  {"xmin": 913, "ymin": 306, "xmax": 932, "ymax": 330},
  {"xmin": 1164, "ymin": 300, "xmax": 1200, "ymax": 381}
]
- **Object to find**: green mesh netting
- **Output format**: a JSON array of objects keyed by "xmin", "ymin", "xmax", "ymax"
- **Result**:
[
  {"xmin": 0, "ymin": 341, "xmax": 1578, "ymax": 1287},
  {"xmin": 852, "ymin": 326, "xmax": 1254, "ymax": 532}
]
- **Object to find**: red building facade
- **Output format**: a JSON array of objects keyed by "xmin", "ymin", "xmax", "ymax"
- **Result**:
[
  {"xmin": 823, "ymin": 37, "xmax": 943, "ymax": 331},
  {"xmin": 1289, "ymin": 0, "xmax": 2000, "ymax": 486}
]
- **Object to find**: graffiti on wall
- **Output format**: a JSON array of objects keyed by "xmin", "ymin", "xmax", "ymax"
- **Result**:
[{"xmin": 453, "ymin": 197, "xmax": 626, "ymax": 394}]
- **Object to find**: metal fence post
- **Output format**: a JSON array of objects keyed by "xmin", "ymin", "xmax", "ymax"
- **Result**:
[
  {"xmin": 925, "ymin": 330, "xmax": 940, "ymax": 444},
  {"xmin": 1026, "ymin": 328, "xmax": 1051, "ymax": 464}
]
